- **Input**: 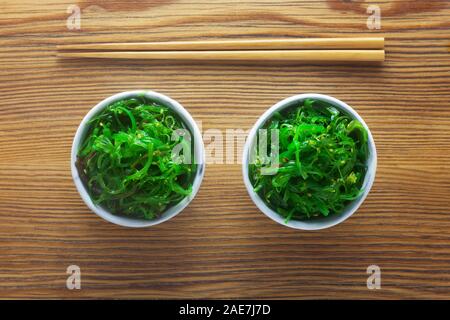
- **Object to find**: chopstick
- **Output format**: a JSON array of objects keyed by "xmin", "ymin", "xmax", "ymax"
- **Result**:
[
  {"xmin": 57, "ymin": 50, "xmax": 385, "ymax": 62},
  {"xmin": 57, "ymin": 37, "xmax": 384, "ymax": 51}
]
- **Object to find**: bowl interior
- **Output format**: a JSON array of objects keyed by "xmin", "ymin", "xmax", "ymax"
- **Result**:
[
  {"xmin": 243, "ymin": 93, "xmax": 377, "ymax": 230},
  {"xmin": 71, "ymin": 90, "xmax": 205, "ymax": 227}
]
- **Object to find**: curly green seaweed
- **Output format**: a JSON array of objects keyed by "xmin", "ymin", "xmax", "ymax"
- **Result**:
[
  {"xmin": 249, "ymin": 98, "xmax": 369, "ymax": 222},
  {"xmin": 76, "ymin": 97, "xmax": 196, "ymax": 220}
]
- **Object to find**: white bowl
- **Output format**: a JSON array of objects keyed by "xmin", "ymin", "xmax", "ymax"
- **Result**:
[
  {"xmin": 71, "ymin": 90, "xmax": 205, "ymax": 227},
  {"xmin": 242, "ymin": 94, "xmax": 377, "ymax": 230}
]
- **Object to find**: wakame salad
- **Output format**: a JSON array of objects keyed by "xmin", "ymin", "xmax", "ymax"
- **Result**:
[
  {"xmin": 249, "ymin": 98, "xmax": 369, "ymax": 222},
  {"xmin": 76, "ymin": 97, "xmax": 196, "ymax": 220}
]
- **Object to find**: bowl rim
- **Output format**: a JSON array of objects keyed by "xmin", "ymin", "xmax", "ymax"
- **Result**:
[
  {"xmin": 71, "ymin": 90, "xmax": 205, "ymax": 228},
  {"xmin": 242, "ymin": 93, "xmax": 377, "ymax": 230}
]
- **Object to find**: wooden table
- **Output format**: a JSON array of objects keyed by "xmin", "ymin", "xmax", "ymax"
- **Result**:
[{"xmin": 1, "ymin": 0, "xmax": 449, "ymax": 299}]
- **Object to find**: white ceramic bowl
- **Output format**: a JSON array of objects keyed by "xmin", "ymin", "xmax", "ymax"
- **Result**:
[
  {"xmin": 71, "ymin": 90, "xmax": 205, "ymax": 227},
  {"xmin": 242, "ymin": 94, "xmax": 377, "ymax": 230}
]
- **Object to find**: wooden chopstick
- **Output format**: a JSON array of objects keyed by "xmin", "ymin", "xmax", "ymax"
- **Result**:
[
  {"xmin": 57, "ymin": 50, "xmax": 385, "ymax": 62},
  {"xmin": 57, "ymin": 37, "xmax": 384, "ymax": 51}
]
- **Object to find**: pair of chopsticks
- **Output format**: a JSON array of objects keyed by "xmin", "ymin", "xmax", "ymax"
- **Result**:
[{"xmin": 57, "ymin": 37, "xmax": 385, "ymax": 62}]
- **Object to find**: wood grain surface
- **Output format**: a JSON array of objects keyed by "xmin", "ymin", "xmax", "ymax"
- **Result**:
[{"xmin": 0, "ymin": 0, "xmax": 449, "ymax": 299}]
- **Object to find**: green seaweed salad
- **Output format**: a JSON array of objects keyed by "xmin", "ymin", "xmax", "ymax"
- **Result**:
[
  {"xmin": 249, "ymin": 99, "xmax": 369, "ymax": 222},
  {"xmin": 76, "ymin": 97, "xmax": 196, "ymax": 220}
]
